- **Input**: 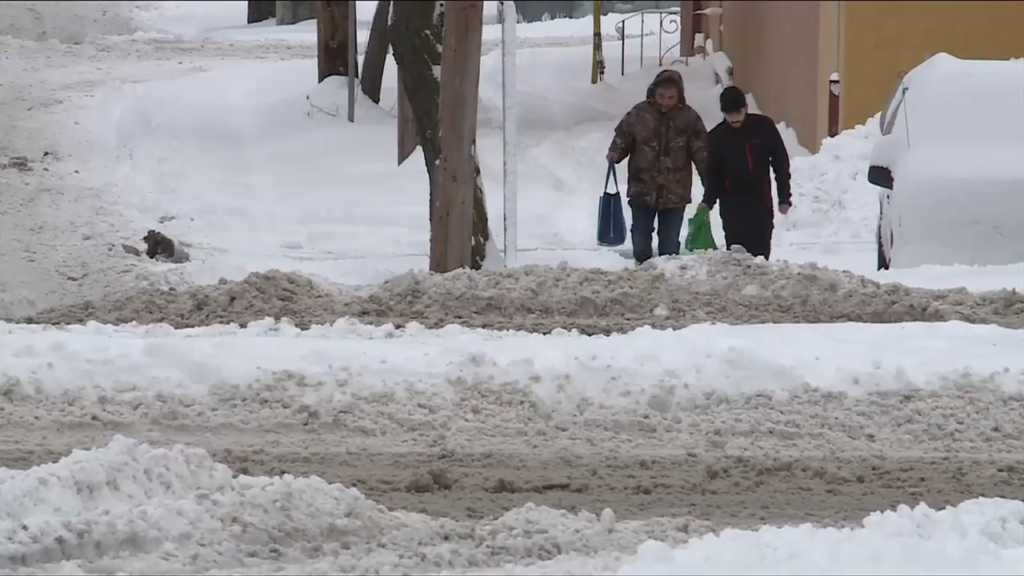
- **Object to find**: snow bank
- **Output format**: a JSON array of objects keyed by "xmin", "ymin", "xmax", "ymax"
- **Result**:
[
  {"xmin": 130, "ymin": 1, "xmax": 248, "ymax": 38},
  {"xmin": 1, "ymin": 437, "xmax": 1022, "ymax": 574},
  {"xmin": 0, "ymin": 1, "xmax": 136, "ymax": 43},
  {"xmin": 130, "ymin": 1, "xmax": 658, "ymax": 47},
  {"xmin": 614, "ymin": 499, "xmax": 1024, "ymax": 575},
  {"xmin": 777, "ymin": 118, "xmax": 882, "ymax": 242},
  {"xmin": 4, "ymin": 318, "xmax": 1022, "ymax": 400},
  {"xmin": 477, "ymin": 45, "xmax": 734, "ymax": 132},
  {"xmin": 18, "ymin": 252, "xmax": 1024, "ymax": 332}
]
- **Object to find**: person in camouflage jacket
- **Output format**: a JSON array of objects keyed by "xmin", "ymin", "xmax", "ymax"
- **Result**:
[{"xmin": 606, "ymin": 69, "xmax": 711, "ymax": 264}]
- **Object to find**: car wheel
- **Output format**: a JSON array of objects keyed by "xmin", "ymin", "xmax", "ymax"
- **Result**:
[{"xmin": 876, "ymin": 223, "xmax": 890, "ymax": 271}]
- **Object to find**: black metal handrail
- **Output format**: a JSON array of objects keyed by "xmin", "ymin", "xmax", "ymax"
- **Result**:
[{"xmin": 613, "ymin": 8, "xmax": 683, "ymax": 77}]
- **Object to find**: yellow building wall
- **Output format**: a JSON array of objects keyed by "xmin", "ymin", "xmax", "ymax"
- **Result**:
[{"xmin": 840, "ymin": 1, "xmax": 1024, "ymax": 129}]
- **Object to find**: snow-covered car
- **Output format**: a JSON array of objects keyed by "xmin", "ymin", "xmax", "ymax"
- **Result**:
[{"xmin": 868, "ymin": 53, "xmax": 1024, "ymax": 270}]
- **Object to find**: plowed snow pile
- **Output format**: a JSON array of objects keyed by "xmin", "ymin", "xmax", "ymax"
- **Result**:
[
  {"xmin": 20, "ymin": 252, "xmax": 1024, "ymax": 332},
  {"xmin": 2, "ymin": 436, "xmax": 1023, "ymax": 575}
]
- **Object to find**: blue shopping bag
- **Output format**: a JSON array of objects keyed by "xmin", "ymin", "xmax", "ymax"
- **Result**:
[{"xmin": 597, "ymin": 163, "xmax": 627, "ymax": 247}]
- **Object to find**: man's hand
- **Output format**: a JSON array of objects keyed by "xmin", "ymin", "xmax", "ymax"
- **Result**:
[
  {"xmin": 606, "ymin": 151, "xmax": 620, "ymax": 164},
  {"xmin": 779, "ymin": 203, "xmax": 792, "ymax": 215}
]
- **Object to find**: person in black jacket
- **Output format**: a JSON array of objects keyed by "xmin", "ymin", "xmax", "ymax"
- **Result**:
[{"xmin": 699, "ymin": 86, "xmax": 792, "ymax": 260}]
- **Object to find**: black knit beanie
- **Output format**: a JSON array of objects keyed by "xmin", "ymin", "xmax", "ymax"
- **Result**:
[{"xmin": 719, "ymin": 86, "xmax": 747, "ymax": 113}]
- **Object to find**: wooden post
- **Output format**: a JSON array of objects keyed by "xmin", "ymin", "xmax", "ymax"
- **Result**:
[
  {"xmin": 679, "ymin": 0, "xmax": 694, "ymax": 57},
  {"xmin": 692, "ymin": 0, "xmax": 704, "ymax": 54},
  {"xmin": 248, "ymin": 0, "xmax": 276, "ymax": 23},
  {"xmin": 396, "ymin": 70, "xmax": 420, "ymax": 165},
  {"xmin": 317, "ymin": 1, "xmax": 358, "ymax": 83},
  {"xmin": 361, "ymin": 0, "xmax": 391, "ymax": 104},
  {"xmin": 389, "ymin": 1, "xmax": 444, "ymax": 215},
  {"xmin": 277, "ymin": 1, "xmax": 317, "ymax": 25},
  {"xmin": 704, "ymin": 0, "xmax": 721, "ymax": 53},
  {"xmin": 433, "ymin": 0, "xmax": 484, "ymax": 273},
  {"xmin": 828, "ymin": 73, "xmax": 841, "ymax": 138}
]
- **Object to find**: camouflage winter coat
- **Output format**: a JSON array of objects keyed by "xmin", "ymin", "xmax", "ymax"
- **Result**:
[{"xmin": 607, "ymin": 69, "xmax": 710, "ymax": 210}]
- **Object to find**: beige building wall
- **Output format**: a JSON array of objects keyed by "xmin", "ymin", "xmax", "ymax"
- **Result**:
[
  {"xmin": 815, "ymin": 2, "xmax": 840, "ymax": 146},
  {"xmin": 714, "ymin": 0, "xmax": 1024, "ymax": 150},
  {"xmin": 840, "ymin": 1, "xmax": 1024, "ymax": 130},
  {"xmin": 720, "ymin": 1, "xmax": 827, "ymax": 152}
]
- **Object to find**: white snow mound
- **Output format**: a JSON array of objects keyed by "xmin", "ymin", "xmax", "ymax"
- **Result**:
[{"xmin": 2, "ymin": 437, "xmax": 1023, "ymax": 575}]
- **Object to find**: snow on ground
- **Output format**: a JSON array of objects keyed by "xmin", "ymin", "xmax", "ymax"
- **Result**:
[
  {"xmin": 5, "ymin": 319, "xmax": 1023, "ymax": 398},
  {"xmin": 2, "ymin": 319, "xmax": 1023, "ymax": 574},
  {"xmin": 0, "ymin": 1, "xmax": 137, "ymax": 42},
  {"xmin": 129, "ymin": 1, "xmax": 676, "ymax": 51},
  {"xmin": 2, "ymin": 0, "xmax": 1021, "ymax": 322},
  {"xmin": 16, "ymin": 253, "xmax": 1024, "ymax": 333},
  {"xmin": 2, "ymin": 437, "xmax": 1021, "ymax": 575},
  {"xmin": 55, "ymin": 19, "xmax": 1022, "ymax": 293},
  {"xmin": 2, "ymin": 3, "xmax": 1024, "ymax": 575},
  {"xmin": 95, "ymin": 41, "xmax": 804, "ymax": 288}
]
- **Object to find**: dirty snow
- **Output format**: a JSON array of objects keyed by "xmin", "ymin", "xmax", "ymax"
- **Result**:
[{"xmin": 2, "ymin": 2, "xmax": 1023, "ymax": 575}]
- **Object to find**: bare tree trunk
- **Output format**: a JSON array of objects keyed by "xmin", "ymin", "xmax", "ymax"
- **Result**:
[
  {"xmin": 360, "ymin": 0, "xmax": 391, "ymax": 104},
  {"xmin": 247, "ymin": 0, "xmax": 276, "ymax": 23},
  {"xmin": 318, "ymin": 1, "xmax": 358, "ymax": 82},
  {"xmin": 389, "ymin": 0, "xmax": 493, "ymax": 269}
]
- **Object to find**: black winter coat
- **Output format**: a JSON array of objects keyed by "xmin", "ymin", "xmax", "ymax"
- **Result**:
[{"xmin": 701, "ymin": 113, "xmax": 792, "ymax": 229}]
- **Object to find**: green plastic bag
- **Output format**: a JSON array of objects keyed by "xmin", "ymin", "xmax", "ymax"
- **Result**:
[{"xmin": 683, "ymin": 204, "xmax": 718, "ymax": 252}]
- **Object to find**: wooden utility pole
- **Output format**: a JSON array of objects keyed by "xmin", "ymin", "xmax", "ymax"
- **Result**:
[
  {"xmin": 390, "ymin": 1, "xmax": 495, "ymax": 270},
  {"xmin": 317, "ymin": 1, "xmax": 358, "ymax": 83},
  {"xmin": 433, "ymin": 0, "xmax": 484, "ymax": 273},
  {"xmin": 248, "ymin": 0, "xmax": 276, "ymax": 23}
]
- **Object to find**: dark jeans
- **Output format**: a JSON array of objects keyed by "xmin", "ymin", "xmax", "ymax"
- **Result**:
[
  {"xmin": 724, "ymin": 223, "xmax": 773, "ymax": 260},
  {"xmin": 630, "ymin": 202, "xmax": 685, "ymax": 264}
]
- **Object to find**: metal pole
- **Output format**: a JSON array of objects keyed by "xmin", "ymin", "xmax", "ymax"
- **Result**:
[
  {"xmin": 347, "ymin": 0, "xmax": 356, "ymax": 123},
  {"xmin": 639, "ymin": 13, "xmax": 644, "ymax": 69},
  {"xmin": 501, "ymin": 0, "xmax": 518, "ymax": 268},
  {"xmin": 591, "ymin": 0, "xmax": 601, "ymax": 84}
]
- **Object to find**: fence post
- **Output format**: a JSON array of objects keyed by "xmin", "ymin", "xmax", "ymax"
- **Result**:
[
  {"xmin": 828, "ymin": 72, "xmax": 840, "ymax": 137},
  {"xmin": 679, "ymin": 0, "xmax": 694, "ymax": 57}
]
